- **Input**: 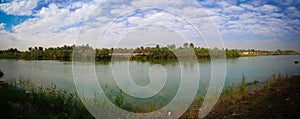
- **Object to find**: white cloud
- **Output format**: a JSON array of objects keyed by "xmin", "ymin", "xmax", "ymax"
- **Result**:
[
  {"xmin": 216, "ymin": 1, "xmax": 231, "ymax": 8},
  {"xmin": 223, "ymin": 6, "xmax": 244, "ymax": 13},
  {"xmin": 239, "ymin": 12, "xmax": 258, "ymax": 19},
  {"xmin": 0, "ymin": 0, "xmax": 38, "ymax": 15},
  {"xmin": 286, "ymin": 6, "xmax": 297, "ymax": 12},
  {"xmin": 14, "ymin": 2, "xmax": 97, "ymax": 33},
  {"xmin": 110, "ymin": 4, "xmax": 134, "ymax": 15},
  {"xmin": 290, "ymin": 19, "xmax": 300, "ymax": 25},
  {"xmin": 269, "ymin": 13, "xmax": 285, "ymax": 18},
  {"xmin": 202, "ymin": 1, "xmax": 300, "ymax": 40},
  {"xmin": 0, "ymin": 30, "xmax": 27, "ymax": 50},
  {"xmin": 258, "ymin": 4, "xmax": 279, "ymax": 14},
  {"xmin": 241, "ymin": 4, "xmax": 280, "ymax": 14},
  {"xmin": 1, "ymin": 0, "xmax": 299, "ymax": 50},
  {"xmin": 0, "ymin": 23, "xmax": 5, "ymax": 30},
  {"xmin": 7, "ymin": 2, "xmax": 99, "ymax": 50},
  {"xmin": 130, "ymin": 0, "xmax": 187, "ymax": 8},
  {"xmin": 224, "ymin": 38, "xmax": 300, "ymax": 50},
  {"xmin": 203, "ymin": 8, "xmax": 221, "ymax": 16}
]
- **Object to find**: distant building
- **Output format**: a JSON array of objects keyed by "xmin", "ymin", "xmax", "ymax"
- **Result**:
[
  {"xmin": 240, "ymin": 51, "xmax": 257, "ymax": 55},
  {"xmin": 241, "ymin": 52, "xmax": 250, "ymax": 55}
]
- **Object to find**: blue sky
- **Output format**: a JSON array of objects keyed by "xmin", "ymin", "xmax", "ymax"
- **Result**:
[{"xmin": 0, "ymin": 0, "xmax": 300, "ymax": 50}]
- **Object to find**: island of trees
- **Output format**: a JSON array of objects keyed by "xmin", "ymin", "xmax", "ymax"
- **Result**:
[{"xmin": 0, "ymin": 43, "xmax": 298, "ymax": 61}]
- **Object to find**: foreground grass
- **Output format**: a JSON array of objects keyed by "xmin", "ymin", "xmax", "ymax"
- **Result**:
[{"xmin": 0, "ymin": 80, "xmax": 93, "ymax": 119}]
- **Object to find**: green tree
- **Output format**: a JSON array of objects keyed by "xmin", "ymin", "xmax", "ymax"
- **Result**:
[
  {"xmin": 190, "ymin": 43, "xmax": 194, "ymax": 49},
  {"xmin": 38, "ymin": 47, "xmax": 43, "ymax": 51},
  {"xmin": 155, "ymin": 45, "xmax": 160, "ymax": 49},
  {"xmin": 134, "ymin": 48, "xmax": 142, "ymax": 53},
  {"xmin": 28, "ymin": 47, "xmax": 33, "ymax": 52},
  {"xmin": 167, "ymin": 44, "xmax": 176, "ymax": 50},
  {"xmin": 96, "ymin": 48, "xmax": 110, "ymax": 59},
  {"xmin": 183, "ymin": 42, "xmax": 189, "ymax": 49}
]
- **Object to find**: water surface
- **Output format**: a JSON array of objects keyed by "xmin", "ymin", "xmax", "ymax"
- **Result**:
[{"xmin": 1, "ymin": 55, "xmax": 299, "ymax": 103}]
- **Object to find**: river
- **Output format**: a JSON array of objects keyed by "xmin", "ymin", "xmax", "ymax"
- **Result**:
[{"xmin": 0, "ymin": 55, "xmax": 299, "ymax": 110}]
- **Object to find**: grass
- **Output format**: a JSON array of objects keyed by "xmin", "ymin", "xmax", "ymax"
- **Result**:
[
  {"xmin": 180, "ymin": 73, "xmax": 252, "ymax": 118},
  {"xmin": 187, "ymin": 73, "xmax": 300, "ymax": 119},
  {"xmin": 0, "ymin": 78, "xmax": 131, "ymax": 119},
  {"xmin": 179, "ymin": 71, "xmax": 300, "ymax": 119},
  {"xmin": 0, "ymin": 78, "xmax": 94, "ymax": 119}
]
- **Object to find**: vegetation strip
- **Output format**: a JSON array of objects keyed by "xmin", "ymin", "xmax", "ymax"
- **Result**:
[{"xmin": 1, "ymin": 43, "xmax": 298, "ymax": 61}]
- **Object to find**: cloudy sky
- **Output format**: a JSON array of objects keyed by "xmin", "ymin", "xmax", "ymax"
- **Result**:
[{"xmin": 0, "ymin": 0, "xmax": 300, "ymax": 51}]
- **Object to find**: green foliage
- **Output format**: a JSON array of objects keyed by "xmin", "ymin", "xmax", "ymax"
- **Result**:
[
  {"xmin": 221, "ymin": 85, "xmax": 235, "ymax": 98},
  {"xmin": 114, "ymin": 89, "xmax": 125, "ymax": 107},
  {"xmin": 225, "ymin": 48, "xmax": 240, "ymax": 57},
  {"xmin": 147, "ymin": 47, "xmax": 176, "ymax": 59},
  {"xmin": 239, "ymin": 73, "xmax": 248, "ymax": 95},
  {"xmin": 2, "ymin": 43, "xmax": 295, "ymax": 61},
  {"xmin": 95, "ymin": 48, "xmax": 111, "ymax": 59},
  {"xmin": 0, "ymin": 48, "xmax": 20, "ymax": 59},
  {"xmin": 21, "ymin": 45, "xmax": 74, "ymax": 60},
  {"xmin": 220, "ymin": 74, "xmax": 248, "ymax": 99}
]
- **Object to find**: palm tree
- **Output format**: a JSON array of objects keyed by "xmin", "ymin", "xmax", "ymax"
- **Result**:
[
  {"xmin": 28, "ymin": 47, "xmax": 33, "ymax": 52},
  {"xmin": 0, "ymin": 70, "xmax": 4, "ymax": 78},
  {"xmin": 38, "ymin": 47, "xmax": 43, "ymax": 51},
  {"xmin": 190, "ymin": 43, "xmax": 194, "ymax": 49},
  {"xmin": 183, "ymin": 42, "xmax": 189, "ymax": 49}
]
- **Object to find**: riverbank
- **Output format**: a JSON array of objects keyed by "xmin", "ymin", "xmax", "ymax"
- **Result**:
[
  {"xmin": 210, "ymin": 75, "xmax": 300, "ymax": 118},
  {"xmin": 181, "ymin": 75, "xmax": 300, "ymax": 119}
]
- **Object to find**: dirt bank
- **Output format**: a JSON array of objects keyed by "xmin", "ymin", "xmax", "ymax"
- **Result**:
[{"xmin": 203, "ymin": 75, "xmax": 300, "ymax": 119}]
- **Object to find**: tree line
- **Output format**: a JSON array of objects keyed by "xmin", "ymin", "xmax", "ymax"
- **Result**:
[{"xmin": 0, "ymin": 43, "xmax": 297, "ymax": 61}]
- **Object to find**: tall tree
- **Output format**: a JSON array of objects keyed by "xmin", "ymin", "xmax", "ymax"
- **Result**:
[
  {"xmin": 28, "ymin": 47, "xmax": 33, "ymax": 52},
  {"xmin": 183, "ymin": 42, "xmax": 189, "ymax": 49},
  {"xmin": 38, "ymin": 47, "xmax": 43, "ymax": 51},
  {"xmin": 190, "ymin": 43, "xmax": 194, "ymax": 49}
]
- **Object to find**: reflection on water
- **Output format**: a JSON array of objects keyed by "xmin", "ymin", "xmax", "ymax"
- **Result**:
[{"xmin": 1, "ymin": 55, "xmax": 299, "ymax": 90}]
